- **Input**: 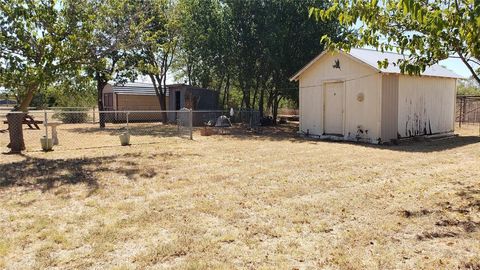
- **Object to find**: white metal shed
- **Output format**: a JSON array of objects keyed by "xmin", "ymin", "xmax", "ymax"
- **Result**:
[{"xmin": 290, "ymin": 48, "xmax": 462, "ymax": 144}]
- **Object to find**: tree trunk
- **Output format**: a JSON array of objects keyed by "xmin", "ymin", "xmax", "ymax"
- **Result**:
[
  {"xmin": 18, "ymin": 84, "xmax": 38, "ymax": 112},
  {"xmin": 259, "ymin": 87, "xmax": 265, "ymax": 118},
  {"xmin": 266, "ymin": 90, "xmax": 274, "ymax": 115},
  {"xmin": 222, "ymin": 75, "xmax": 230, "ymax": 109},
  {"xmin": 154, "ymin": 91, "xmax": 167, "ymax": 122},
  {"xmin": 13, "ymin": 83, "xmax": 38, "ymax": 151},
  {"xmin": 251, "ymin": 81, "xmax": 259, "ymax": 111},
  {"xmin": 150, "ymin": 74, "xmax": 168, "ymax": 123},
  {"xmin": 456, "ymin": 50, "xmax": 480, "ymax": 86},
  {"xmin": 187, "ymin": 60, "xmax": 193, "ymax": 85},
  {"xmin": 242, "ymin": 83, "xmax": 251, "ymax": 109},
  {"xmin": 96, "ymin": 76, "xmax": 107, "ymax": 128},
  {"xmin": 272, "ymin": 95, "xmax": 282, "ymax": 125},
  {"xmin": 6, "ymin": 112, "xmax": 25, "ymax": 152},
  {"xmin": 160, "ymin": 93, "xmax": 167, "ymax": 122},
  {"xmin": 161, "ymin": 74, "xmax": 168, "ymax": 122}
]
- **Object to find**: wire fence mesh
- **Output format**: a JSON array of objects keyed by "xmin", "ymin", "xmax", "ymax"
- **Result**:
[
  {"xmin": 456, "ymin": 96, "xmax": 480, "ymax": 127},
  {"xmin": 0, "ymin": 108, "xmax": 260, "ymax": 152}
]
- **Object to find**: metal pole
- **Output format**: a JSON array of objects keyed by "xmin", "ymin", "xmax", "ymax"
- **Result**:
[
  {"xmin": 474, "ymin": 101, "xmax": 478, "ymax": 124},
  {"xmin": 126, "ymin": 112, "xmax": 129, "ymax": 132},
  {"xmin": 92, "ymin": 106, "xmax": 96, "ymax": 123},
  {"xmin": 44, "ymin": 110, "xmax": 48, "ymax": 140},
  {"xmin": 477, "ymin": 101, "xmax": 480, "ymax": 136},
  {"xmin": 250, "ymin": 108, "xmax": 253, "ymax": 129},
  {"xmin": 459, "ymin": 97, "xmax": 463, "ymax": 128},
  {"xmin": 189, "ymin": 109, "xmax": 193, "ymax": 140}
]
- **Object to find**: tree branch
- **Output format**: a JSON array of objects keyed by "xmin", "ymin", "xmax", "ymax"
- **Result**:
[{"xmin": 457, "ymin": 50, "xmax": 480, "ymax": 84}]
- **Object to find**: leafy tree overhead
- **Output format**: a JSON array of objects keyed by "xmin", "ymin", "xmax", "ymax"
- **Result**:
[
  {"xmin": 128, "ymin": 0, "xmax": 180, "ymax": 122},
  {"xmin": 260, "ymin": 0, "xmax": 340, "ymax": 120},
  {"xmin": 67, "ymin": 0, "xmax": 141, "ymax": 127},
  {"xmin": 174, "ymin": 0, "xmax": 340, "ymax": 121},
  {"xmin": 1, "ymin": 0, "xmax": 342, "ymax": 127},
  {"xmin": 175, "ymin": 0, "xmax": 228, "ymax": 89},
  {"xmin": 0, "ymin": 0, "xmax": 81, "ymax": 111},
  {"xmin": 309, "ymin": 0, "xmax": 480, "ymax": 83}
]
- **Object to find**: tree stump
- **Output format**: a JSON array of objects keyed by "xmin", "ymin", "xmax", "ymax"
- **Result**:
[{"xmin": 6, "ymin": 113, "xmax": 26, "ymax": 153}]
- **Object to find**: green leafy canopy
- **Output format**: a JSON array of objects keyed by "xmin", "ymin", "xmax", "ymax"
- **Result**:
[{"xmin": 310, "ymin": 0, "xmax": 480, "ymax": 83}]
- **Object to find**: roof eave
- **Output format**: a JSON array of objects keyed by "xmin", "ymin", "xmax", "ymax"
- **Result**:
[
  {"xmin": 289, "ymin": 50, "xmax": 382, "ymax": 82},
  {"xmin": 382, "ymin": 71, "xmax": 463, "ymax": 79},
  {"xmin": 289, "ymin": 51, "xmax": 329, "ymax": 82}
]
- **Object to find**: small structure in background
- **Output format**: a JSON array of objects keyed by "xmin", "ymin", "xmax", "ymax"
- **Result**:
[
  {"xmin": 102, "ymin": 82, "xmax": 218, "ymax": 125},
  {"xmin": 290, "ymin": 48, "xmax": 463, "ymax": 144},
  {"xmin": 0, "ymin": 99, "xmax": 16, "ymax": 106},
  {"xmin": 214, "ymin": 115, "xmax": 232, "ymax": 135},
  {"xmin": 215, "ymin": 115, "xmax": 232, "ymax": 127}
]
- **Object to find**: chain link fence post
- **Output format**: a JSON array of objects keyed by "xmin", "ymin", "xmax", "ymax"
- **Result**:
[
  {"xmin": 126, "ymin": 111, "xmax": 129, "ymax": 133},
  {"xmin": 44, "ymin": 109, "xmax": 48, "ymax": 140},
  {"xmin": 189, "ymin": 109, "xmax": 193, "ymax": 140}
]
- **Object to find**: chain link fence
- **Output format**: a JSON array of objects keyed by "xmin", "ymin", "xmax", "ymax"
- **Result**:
[
  {"xmin": 0, "ymin": 109, "xmax": 192, "ymax": 152},
  {"xmin": 456, "ymin": 96, "xmax": 480, "ymax": 127},
  {"xmin": 0, "ymin": 108, "xmax": 260, "ymax": 152}
]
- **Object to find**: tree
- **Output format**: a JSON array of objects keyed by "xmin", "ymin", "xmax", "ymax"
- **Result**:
[
  {"xmin": 225, "ymin": 0, "xmax": 340, "ymax": 120},
  {"xmin": 175, "ymin": 0, "xmax": 231, "ymax": 90},
  {"xmin": 0, "ymin": 0, "xmax": 80, "ymax": 111},
  {"xmin": 175, "ymin": 0, "xmax": 236, "ymax": 108},
  {"xmin": 69, "ymin": 0, "xmax": 140, "ymax": 128},
  {"xmin": 261, "ymin": 0, "xmax": 340, "ymax": 121},
  {"xmin": 309, "ymin": 0, "xmax": 480, "ymax": 84},
  {"xmin": 129, "ymin": 0, "xmax": 179, "ymax": 122},
  {"xmin": 458, "ymin": 76, "xmax": 480, "ymax": 95}
]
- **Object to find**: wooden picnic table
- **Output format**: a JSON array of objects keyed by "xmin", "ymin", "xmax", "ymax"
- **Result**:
[{"xmin": 3, "ymin": 114, "xmax": 43, "ymax": 129}]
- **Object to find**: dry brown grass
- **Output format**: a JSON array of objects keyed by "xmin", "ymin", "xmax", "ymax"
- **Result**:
[{"xmin": 0, "ymin": 123, "xmax": 479, "ymax": 269}]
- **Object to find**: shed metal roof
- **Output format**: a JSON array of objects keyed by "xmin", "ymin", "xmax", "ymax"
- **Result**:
[
  {"xmin": 112, "ymin": 82, "xmax": 169, "ymax": 96},
  {"xmin": 290, "ymin": 48, "xmax": 463, "ymax": 81}
]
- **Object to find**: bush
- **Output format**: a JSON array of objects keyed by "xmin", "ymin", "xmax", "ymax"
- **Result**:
[
  {"xmin": 260, "ymin": 116, "xmax": 274, "ymax": 126},
  {"xmin": 54, "ymin": 108, "xmax": 90, "ymax": 123}
]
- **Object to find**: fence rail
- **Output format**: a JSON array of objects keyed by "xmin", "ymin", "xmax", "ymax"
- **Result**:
[{"xmin": 0, "ymin": 108, "xmax": 259, "ymax": 152}]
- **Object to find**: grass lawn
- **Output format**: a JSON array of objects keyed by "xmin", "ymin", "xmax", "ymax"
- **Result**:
[{"xmin": 0, "ymin": 123, "xmax": 479, "ymax": 269}]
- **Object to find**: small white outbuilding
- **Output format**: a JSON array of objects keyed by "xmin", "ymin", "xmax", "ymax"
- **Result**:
[{"xmin": 290, "ymin": 48, "xmax": 462, "ymax": 144}]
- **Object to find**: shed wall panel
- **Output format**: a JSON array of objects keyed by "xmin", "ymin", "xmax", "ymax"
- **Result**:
[
  {"xmin": 380, "ymin": 74, "xmax": 399, "ymax": 141},
  {"xmin": 298, "ymin": 51, "xmax": 382, "ymax": 141},
  {"xmin": 398, "ymin": 76, "xmax": 456, "ymax": 137},
  {"xmin": 116, "ymin": 95, "xmax": 166, "ymax": 121},
  {"xmin": 299, "ymin": 83, "xmax": 322, "ymax": 135},
  {"xmin": 344, "ymin": 73, "xmax": 382, "ymax": 141}
]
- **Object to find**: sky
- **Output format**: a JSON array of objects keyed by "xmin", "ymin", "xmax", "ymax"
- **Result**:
[
  {"xmin": 361, "ymin": 46, "xmax": 476, "ymax": 79},
  {"xmin": 439, "ymin": 57, "xmax": 475, "ymax": 79}
]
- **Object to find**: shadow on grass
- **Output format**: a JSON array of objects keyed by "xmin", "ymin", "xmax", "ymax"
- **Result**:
[
  {"xmin": 67, "ymin": 123, "xmax": 181, "ymax": 138},
  {"xmin": 377, "ymin": 136, "xmax": 480, "ymax": 153},
  {"xmin": 0, "ymin": 154, "xmax": 157, "ymax": 195},
  {"xmin": 222, "ymin": 123, "xmax": 480, "ymax": 153},
  {"xmin": 23, "ymin": 121, "xmax": 480, "ymax": 153}
]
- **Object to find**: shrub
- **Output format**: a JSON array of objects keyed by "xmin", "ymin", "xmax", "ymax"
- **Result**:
[{"xmin": 54, "ymin": 108, "xmax": 90, "ymax": 124}]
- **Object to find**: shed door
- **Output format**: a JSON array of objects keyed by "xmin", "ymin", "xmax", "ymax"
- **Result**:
[
  {"xmin": 175, "ymin": 91, "xmax": 181, "ymax": 110},
  {"xmin": 324, "ymin": 82, "xmax": 344, "ymax": 135}
]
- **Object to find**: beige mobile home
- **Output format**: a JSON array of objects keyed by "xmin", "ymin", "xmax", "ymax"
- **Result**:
[{"xmin": 290, "ymin": 48, "xmax": 462, "ymax": 144}]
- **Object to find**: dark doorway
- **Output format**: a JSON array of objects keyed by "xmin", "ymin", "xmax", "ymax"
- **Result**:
[{"xmin": 175, "ymin": 91, "xmax": 181, "ymax": 110}]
